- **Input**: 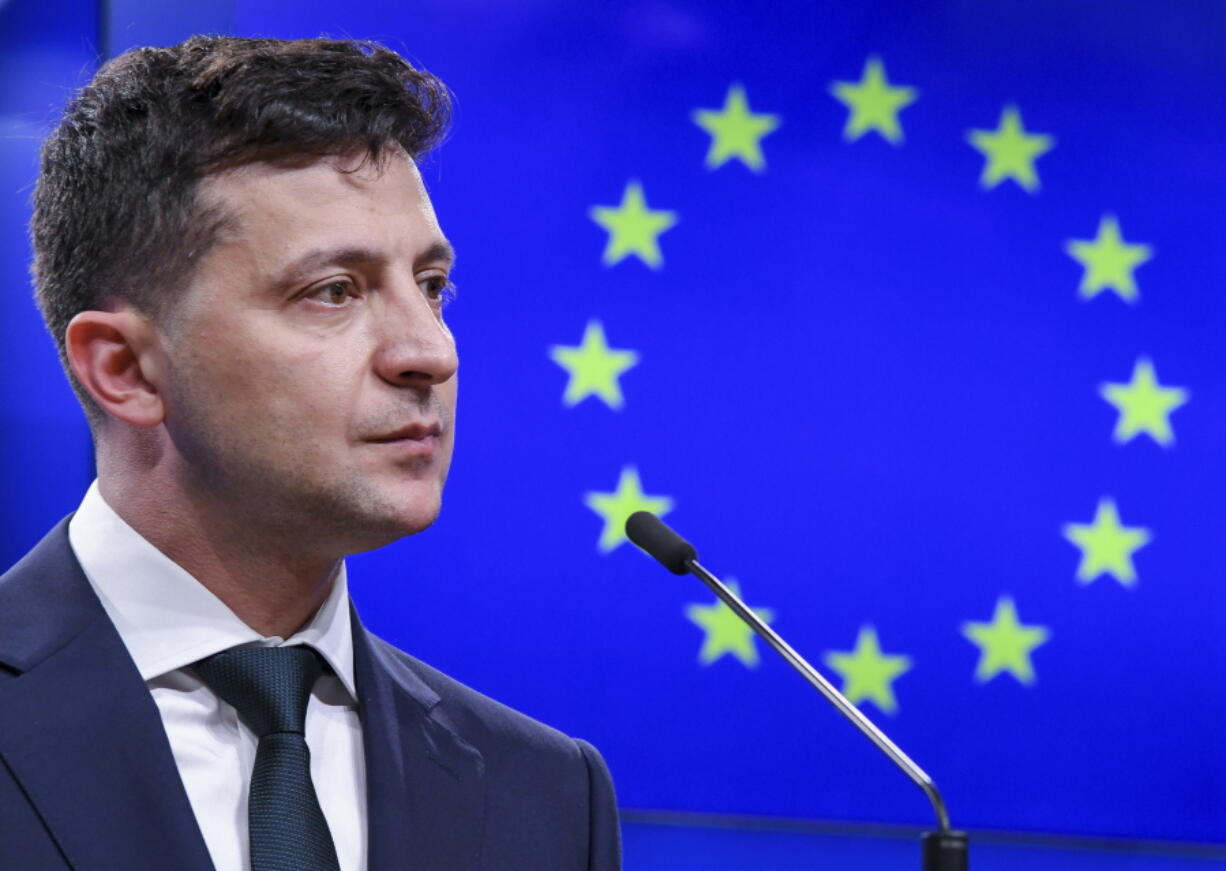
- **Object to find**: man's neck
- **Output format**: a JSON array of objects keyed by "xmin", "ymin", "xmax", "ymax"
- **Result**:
[{"xmin": 96, "ymin": 474, "xmax": 342, "ymax": 639}]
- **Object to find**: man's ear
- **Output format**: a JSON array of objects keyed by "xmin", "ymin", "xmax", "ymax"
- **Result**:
[{"xmin": 65, "ymin": 308, "xmax": 166, "ymax": 428}]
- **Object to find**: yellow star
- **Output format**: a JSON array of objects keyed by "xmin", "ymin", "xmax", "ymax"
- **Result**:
[
  {"xmin": 549, "ymin": 320, "xmax": 639, "ymax": 410},
  {"xmin": 966, "ymin": 105, "xmax": 1054, "ymax": 192},
  {"xmin": 823, "ymin": 625, "xmax": 911, "ymax": 715},
  {"xmin": 691, "ymin": 84, "xmax": 780, "ymax": 172},
  {"xmin": 584, "ymin": 466, "xmax": 674, "ymax": 553},
  {"xmin": 829, "ymin": 56, "xmax": 917, "ymax": 145},
  {"xmin": 1065, "ymin": 215, "xmax": 1153, "ymax": 304},
  {"xmin": 962, "ymin": 596, "xmax": 1050, "ymax": 685},
  {"xmin": 588, "ymin": 181, "xmax": 678, "ymax": 269},
  {"xmin": 686, "ymin": 579, "xmax": 775, "ymax": 668},
  {"xmin": 1062, "ymin": 498, "xmax": 1151, "ymax": 587},
  {"xmin": 1100, "ymin": 358, "xmax": 1188, "ymax": 447}
]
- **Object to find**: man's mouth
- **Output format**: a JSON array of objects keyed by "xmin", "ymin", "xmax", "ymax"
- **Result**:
[
  {"xmin": 365, "ymin": 422, "xmax": 443, "ymax": 459},
  {"xmin": 366, "ymin": 422, "xmax": 442, "ymax": 443}
]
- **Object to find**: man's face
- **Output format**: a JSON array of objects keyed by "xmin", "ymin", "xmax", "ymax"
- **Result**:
[{"xmin": 157, "ymin": 150, "xmax": 458, "ymax": 555}]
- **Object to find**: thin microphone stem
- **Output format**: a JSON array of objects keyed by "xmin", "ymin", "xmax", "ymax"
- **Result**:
[{"xmin": 687, "ymin": 558, "xmax": 952, "ymax": 834}]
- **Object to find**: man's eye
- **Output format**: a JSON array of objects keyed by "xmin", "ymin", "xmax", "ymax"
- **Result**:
[
  {"xmin": 307, "ymin": 279, "xmax": 356, "ymax": 307},
  {"xmin": 423, "ymin": 276, "xmax": 457, "ymax": 307}
]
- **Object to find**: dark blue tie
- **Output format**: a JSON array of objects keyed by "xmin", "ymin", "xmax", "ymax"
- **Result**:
[{"xmin": 194, "ymin": 646, "xmax": 342, "ymax": 871}]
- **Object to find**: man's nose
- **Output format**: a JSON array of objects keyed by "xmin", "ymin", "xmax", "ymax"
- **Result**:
[{"xmin": 372, "ymin": 282, "xmax": 459, "ymax": 389}]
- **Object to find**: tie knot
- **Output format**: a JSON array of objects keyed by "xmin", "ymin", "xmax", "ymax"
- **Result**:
[{"xmin": 194, "ymin": 646, "xmax": 324, "ymax": 737}]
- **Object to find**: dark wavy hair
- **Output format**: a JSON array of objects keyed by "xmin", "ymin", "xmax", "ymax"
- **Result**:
[{"xmin": 31, "ymin": 35, "xmax": 452, "ymax": 425}]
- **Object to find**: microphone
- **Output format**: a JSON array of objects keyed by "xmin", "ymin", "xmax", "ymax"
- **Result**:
[
  {"xmin": 625, "ymin": 510, "xmax": 969, "ymax": 871},
  {"xmin": 625, "ymin": 511, "xmax": 694, "ymax": 573}
]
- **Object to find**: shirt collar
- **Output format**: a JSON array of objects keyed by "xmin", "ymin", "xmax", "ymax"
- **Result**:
[{"xmin": 67, "ymin": 479, "xmax": 357, "ymax": 700}]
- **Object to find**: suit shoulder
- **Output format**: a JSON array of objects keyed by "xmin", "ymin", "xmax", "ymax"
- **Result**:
[
  {"xmin": 364, "ymin": 634, "xmax": 623, "ymax": 869},
  {"xmin": 0, "ymin": 516, "xmax": 101, "ymax": 673},
  {"xmin": 369, "ymin": 635, "xmax": 582, "ymax": 760}
]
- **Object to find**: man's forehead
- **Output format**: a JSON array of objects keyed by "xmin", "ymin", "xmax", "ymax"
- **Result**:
[
  {"xmin": 199, "ymin": 149, "xmax": 435, "ymax": 241},
  {"xmin": 204, "ymin": 147, "xmax": 422, "ymax": 201}
]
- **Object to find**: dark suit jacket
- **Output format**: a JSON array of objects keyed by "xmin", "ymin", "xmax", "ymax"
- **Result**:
[{"xmin": 0, "ymin": 518, "xmax": 621, "ymax": 870}]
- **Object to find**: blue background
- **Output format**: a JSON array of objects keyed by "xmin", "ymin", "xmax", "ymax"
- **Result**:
[{"xmin": 4, "ymin": 0, "xmax": 1225, "ymax": 866}]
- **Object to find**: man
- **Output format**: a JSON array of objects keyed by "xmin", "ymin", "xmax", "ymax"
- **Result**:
[{"xmin": 0, "ymin": 36, "xmax": 620, "ymax": 871}]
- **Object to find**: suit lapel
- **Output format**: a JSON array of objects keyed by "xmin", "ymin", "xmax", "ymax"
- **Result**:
[
  {"xmin": 353, "ymin": 612, "xmax": 486, "ymax": 871},
  {"xmin": 0, "ymin": 519, "xmax": 213, "ymax": 871}
]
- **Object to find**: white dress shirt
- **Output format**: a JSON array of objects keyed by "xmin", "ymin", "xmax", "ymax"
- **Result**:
[{"xmin": 67, "ymin": 480, "xmax": 367, "ymax": 871}]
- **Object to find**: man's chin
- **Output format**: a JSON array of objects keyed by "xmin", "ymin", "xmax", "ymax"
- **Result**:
[{"xmin": 346, "ymin": 500, "xmax": 443, "ymax": 553}]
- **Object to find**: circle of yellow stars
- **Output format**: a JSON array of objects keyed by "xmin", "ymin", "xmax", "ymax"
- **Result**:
[{"xmin": 561, "ymin": 54, "xmax": 1181, "ymax": 713}]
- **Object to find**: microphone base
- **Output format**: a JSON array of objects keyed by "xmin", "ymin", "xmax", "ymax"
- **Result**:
[{"xmin": 921, "ymin": 830, "xmax": 969, "ymax": 871}]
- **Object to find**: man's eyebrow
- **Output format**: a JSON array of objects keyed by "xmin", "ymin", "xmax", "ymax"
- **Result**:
[
  {"xmin": 278, "ymin": 246, "xmax": 385, "ymax": 286},
  {"xmin": 421, "ymin": 239, "xmax": 456, "ymax": 268},
  {"xmin": 276, "ymin": 239, "xmax": 455, "ymax": 288}
]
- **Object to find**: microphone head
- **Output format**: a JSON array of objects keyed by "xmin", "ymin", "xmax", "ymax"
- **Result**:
[{"xmin": 625, "ymin": 511, "xmax": 697, "ymax": 575}]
